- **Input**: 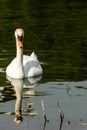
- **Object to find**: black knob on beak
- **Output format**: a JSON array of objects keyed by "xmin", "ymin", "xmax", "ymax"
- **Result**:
[{"xmin": 18, "ymin": 35, "xmax": 23, "ymax": 41}]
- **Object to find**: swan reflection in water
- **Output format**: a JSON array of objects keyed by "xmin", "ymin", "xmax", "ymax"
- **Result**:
[{"xmin": 7, "ymin": 76, "xmax": 42, "ymax": 124}]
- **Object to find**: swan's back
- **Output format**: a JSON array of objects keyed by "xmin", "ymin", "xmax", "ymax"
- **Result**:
[{"xmin": 23, "ymin": 53, "xmax": 42, "ymax": 77}]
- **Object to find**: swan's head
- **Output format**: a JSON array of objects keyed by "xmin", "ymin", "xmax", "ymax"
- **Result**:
[{"xmin": 15, "ymin": 28, "xmax": 24, "ymax": 48}]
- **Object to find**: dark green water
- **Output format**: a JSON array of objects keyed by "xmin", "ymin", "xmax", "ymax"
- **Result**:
[
  {"xmin": 0, "ymin": 1, "xmax": 87, "ymax": 130},
  {"xmin": 0, "ymin": 0, "xmax": 87, "ymax": 82}
]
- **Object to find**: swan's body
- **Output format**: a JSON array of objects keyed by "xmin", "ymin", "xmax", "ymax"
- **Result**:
[{"xmin": 6, "ymin": 28, "xmax": 42, "ymax": 79}]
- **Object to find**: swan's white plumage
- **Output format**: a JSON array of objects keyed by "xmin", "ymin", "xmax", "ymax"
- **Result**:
[
  {"xmin": 6, "ymin": 52, "xmax": 42, "ymax": 79},
  {"xmin": 6, "ymin": 29, "xmax": 42, "ymax": 79}
]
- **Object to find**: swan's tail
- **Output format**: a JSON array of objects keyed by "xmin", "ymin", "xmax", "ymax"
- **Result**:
[{"xmin": 31, "ymin": 52, "xmax": 37, "ymax": 59}]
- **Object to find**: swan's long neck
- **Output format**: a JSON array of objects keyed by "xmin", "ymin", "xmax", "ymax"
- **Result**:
[{"xmin": 16, "ymin": 39, "xmax": 23, "ymax": 67}]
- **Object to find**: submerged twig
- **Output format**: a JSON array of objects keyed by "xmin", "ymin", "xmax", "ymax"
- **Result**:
[
  {"xmin": 41, "ymin": 100, "xmax": 49, "ymax": 130},
  {"xmin": 41, "ymin": 100, "xmax": 48, "ymax": 122},
  {"xmin": 58, "ymin": 101, "xmax": 64, "ymax": 119},
  {"xmin": 79, "ymin": 123, "xmax": 87, "ymax": 126},
  {"xmin": 41, "ymin": 100, "xmax": 47, "ymax": 122},
  {"xmin": 57, "ymin": 101, "xmax": 64, "ymax": 130},
  {"xmin": 41, "ymin": 100, "xmax": 49, "ymax": 123}
]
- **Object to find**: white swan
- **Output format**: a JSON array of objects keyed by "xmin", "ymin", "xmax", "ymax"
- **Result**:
[{"xmin": 6, "ymin": 28, "xmax": 43, "ymax": 79}]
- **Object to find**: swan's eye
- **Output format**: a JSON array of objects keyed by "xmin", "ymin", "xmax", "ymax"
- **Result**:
[{"xmin": 18, "ymin": 35, "xmax": 23, "ymax": 41}]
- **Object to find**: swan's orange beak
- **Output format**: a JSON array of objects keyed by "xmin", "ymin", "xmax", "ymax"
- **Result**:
[{"xmin": 18, "ymin": 40, "xmax": 23, "ymax": 48}]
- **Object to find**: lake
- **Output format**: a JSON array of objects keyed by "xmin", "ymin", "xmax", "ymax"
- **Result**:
[{"xmin": 0, "ymin": 0, "xmax": 87, "ymax": 130}]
